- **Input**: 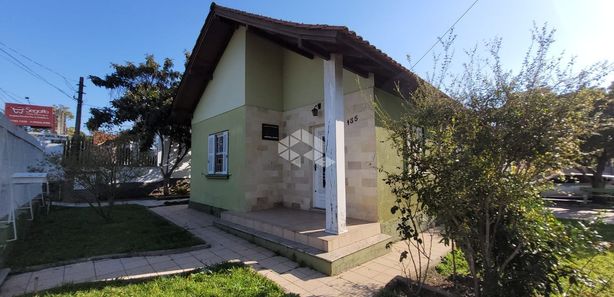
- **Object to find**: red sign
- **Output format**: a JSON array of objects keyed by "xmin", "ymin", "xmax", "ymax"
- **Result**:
[{"xmin": 4, "ymin": 103, "xmax": 55, "ymax": 128}]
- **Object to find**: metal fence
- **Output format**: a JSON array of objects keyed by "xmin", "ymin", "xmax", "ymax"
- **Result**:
[{"xmin": 62, "ymin": 138, "xmax": 158, "ymax": 167}]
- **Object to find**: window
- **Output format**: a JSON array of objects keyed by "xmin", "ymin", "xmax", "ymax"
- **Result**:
[{"xmin": 207, "ymin": 131, "xmax": 228, "ymax": 176}]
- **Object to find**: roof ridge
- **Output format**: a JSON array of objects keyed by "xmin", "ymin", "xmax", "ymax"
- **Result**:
[{"xmin": 212, "ymin": 2, "xmax": 349, "ymax": 31}]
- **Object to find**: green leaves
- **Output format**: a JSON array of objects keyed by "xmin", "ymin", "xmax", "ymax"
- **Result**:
[
  {"xmin": 381, "ymin": 24, "xmax": 610, "ymax": 296},
  {"xmin": 86, "ymin": 54, "xmax": 187, "ymax": 145},
  {"xmin": 87, "ymin": 55, "xmax": 192, "ymax": 195}
]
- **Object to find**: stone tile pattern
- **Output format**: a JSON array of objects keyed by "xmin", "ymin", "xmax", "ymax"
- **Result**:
[
  {"xmin": 278, "ymin": 103, "xmax": 323, "ymax": 211},
  {"xmin": 242, "ymin": 93, "xmax": 378, "ymax": 216},
  {"xmin": 342, "ymin": 88, "xmax": 379, "ymax": 222},
  {"xmin": 0, "ymin": 206, "xmax": 450, "ymax": 297},
  {"xmin": 244, "ymin": 105, "xmax": 284, "ymax": 211}
]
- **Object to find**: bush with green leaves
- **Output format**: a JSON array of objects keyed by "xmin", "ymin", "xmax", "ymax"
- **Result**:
[{"xmin": 379, "ymin": 25, "xmax": 611, "ymax": 296}]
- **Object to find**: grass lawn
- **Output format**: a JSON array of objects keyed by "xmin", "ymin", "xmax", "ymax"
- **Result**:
[
  {"xmin": 558, "ymin": 218, "xmax": 614, "ymax": 242},
  {"xmin": 23, "ymin": 262, "xmax": 295, "ymax": 297},
  {"xmin": 4, "ymin": 205, "xmax": 203, "ymax": 269}
]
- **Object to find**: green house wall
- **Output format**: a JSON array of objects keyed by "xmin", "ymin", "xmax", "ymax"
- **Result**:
[
  {"xmin": 374, "ymin": 88, "xmax": 405, "ymax": 230},
  {"xmin": 192, "ymin": 27, "xmax": 246, "ymax": 124},
  {"xmin": 245, "ymin": 32, "xmax": 283, "ymax": 111},
  {"xmin": 190, "ymin": 26, "xmax": 249, "ymax": 212},
  {"xmin": 191, "ymin": 107, "xmax": 247, "ymax": 211}
]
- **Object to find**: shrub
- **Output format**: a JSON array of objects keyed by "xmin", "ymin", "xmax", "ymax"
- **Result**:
[{"xmin": 381, "ymin": 25, "xmax": 611, "ymax": 296}]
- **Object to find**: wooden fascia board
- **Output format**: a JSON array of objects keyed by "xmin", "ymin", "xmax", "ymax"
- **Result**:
[
  {"xmin": 214, "ymin": 9, "xmax": 338, "ymax": 43},
  {"xmin": 173, "ymin": 13, "xmax": 218, "ymax": 111}
]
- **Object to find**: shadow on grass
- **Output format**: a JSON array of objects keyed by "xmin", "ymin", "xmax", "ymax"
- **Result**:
[
  {"xmin": 22, "ymin": 262, "xmax": 298, "ymax": 297},
  {"xmin": 3, "ymin": 204, "xmax": 203, "ymax": 269}
]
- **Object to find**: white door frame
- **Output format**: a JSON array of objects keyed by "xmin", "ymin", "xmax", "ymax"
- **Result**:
[{"xmin": 312, "ymin": 125, "xmax": 326, "ymax": 209}]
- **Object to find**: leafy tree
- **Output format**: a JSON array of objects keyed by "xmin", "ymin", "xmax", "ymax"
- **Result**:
[
  {"xmin": 66, "ymin": 127, "xmax": 85, "ymax": 138},
  {"xmin": 580, "ymin": 82, "xmax": 614, "ymax": 188},
  {"xmin": 87, "ymin": 54, "xmax": 190, "ymax": 196},
  {"xmin": 379, "ymin": 26, "xmax": 610, "ymax": 296}
]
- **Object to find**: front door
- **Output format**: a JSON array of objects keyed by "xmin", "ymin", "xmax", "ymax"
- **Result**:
[{"xmin": 313, "ymin": 126, "xmax": 326, "ymax": 209}]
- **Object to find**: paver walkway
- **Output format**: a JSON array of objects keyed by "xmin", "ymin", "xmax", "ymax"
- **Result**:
[
  {"xmin": 0, "ymin": 205, "xmax": 450, "ymax": 296},
  {"xmin": 52, "ymin": 198, "xmax": 188, "ymax": 208}
]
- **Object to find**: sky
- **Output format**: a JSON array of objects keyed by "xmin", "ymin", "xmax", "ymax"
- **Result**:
[{"xmin": 0, "ymin": 0, "xmax": 613, "ymax": 133}]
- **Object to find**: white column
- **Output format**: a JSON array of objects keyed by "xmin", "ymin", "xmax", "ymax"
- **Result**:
[{"xmin": 323, "ymin": 54, "xmax": 347, "ymax": 234}]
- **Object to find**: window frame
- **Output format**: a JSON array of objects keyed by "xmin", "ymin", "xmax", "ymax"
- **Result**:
[{"xmin": 206, "ymin": 130, "xmax": 229, "ymax": 178}]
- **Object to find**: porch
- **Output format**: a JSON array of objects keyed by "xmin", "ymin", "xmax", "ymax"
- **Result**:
[{"xmin": 215, "ymin": 207, "xmax": 391, "ymax": 275}]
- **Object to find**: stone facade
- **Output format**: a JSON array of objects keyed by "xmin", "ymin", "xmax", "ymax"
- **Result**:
[
  {"xmin": 243, "ymin": 86, "xmax": 380, "ymax": 222},
  {"xmin": 244, "ymin": 106, "xmax": 283, "ymax": 210},
  {"xmin": 343, "ymin": 88, "xmax": 378, "ymax": 222}
]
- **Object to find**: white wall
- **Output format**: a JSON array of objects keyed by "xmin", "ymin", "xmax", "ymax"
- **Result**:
[
  {"xmin": 131, "ymin": 151, "xmax": 191, "ymax": 183},
  {"xmin": 0, "ymin": 113, "xmax": 44, "ymax": 219}
]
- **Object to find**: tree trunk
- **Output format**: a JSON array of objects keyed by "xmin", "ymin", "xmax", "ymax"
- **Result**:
[
  {"xmin": 592, "ymin": 150, "xmax": 608, "ymax": 189},
  {"xmin": 162, "ymin": 174, "xmax": 171, "ymax": 196}
]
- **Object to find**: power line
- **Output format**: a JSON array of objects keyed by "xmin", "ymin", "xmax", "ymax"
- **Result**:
[
  {"xmin": 0, "ymin": 47, "xmax": 75, "ymax": 99},
  {"xmin": 0, "ymin": 41, "xmax": 77, "ymax": 92},
  {"xmin": 0, "ymin": 87, "xmax": 24, "ymax": 101},
  {"xmin": 410, "ymin": 0, "xmax": 479, "ymax": 70},
  {"xmin": 83, "ymin": 102, "xmax": 102, "ymax": 109},
  {"xmin": 0, "ymin": 87, "xmax": 25, "ymax": 104},
  {"xmin": 0, "ymin": 91, "xmax": 9, "ymax": 104}
]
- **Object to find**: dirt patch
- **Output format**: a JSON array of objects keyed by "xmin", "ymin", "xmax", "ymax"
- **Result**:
[{"xmin": 378, "ymin": 269, "xmax": 473, "ymax": 297}]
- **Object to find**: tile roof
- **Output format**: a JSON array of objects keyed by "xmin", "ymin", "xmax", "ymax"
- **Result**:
[
  {"xmin": 172, "ymin": 2, "xmax": 424, "ymax": 120},
  {"xmin": 213, "ymin": 3, "xmax": 415, "ymax": 78}
]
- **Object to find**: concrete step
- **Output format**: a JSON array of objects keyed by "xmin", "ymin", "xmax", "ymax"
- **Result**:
[
  {"xmin": 220, "ymin": 211, "xmax": 381, "ymax": 252},
  {"xmin": 214, "ymin": 219, "xmax": 391, "ymax": 275}
]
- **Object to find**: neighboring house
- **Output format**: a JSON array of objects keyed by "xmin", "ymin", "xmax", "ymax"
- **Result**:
[
  {"xmin": 172, "ymin": 3, "xmax": 426, "ymax": 275},
  {"xmin": 92, "ymin": 131, "xmax": 117, "ymax": 145}
]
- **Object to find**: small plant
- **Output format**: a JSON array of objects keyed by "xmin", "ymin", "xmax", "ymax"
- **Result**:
[
  {"xmin": 172, "ymin": 179, "xmax": 191, "ymax": 195},
  {"xmin": 436, "ymin": 249, "xmax": 469, "ymax": 278}
]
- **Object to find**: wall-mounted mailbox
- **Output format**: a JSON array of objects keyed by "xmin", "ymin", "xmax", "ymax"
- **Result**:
[{"xmin": 262, "ymin": 124, "xmax": 279, "ymax": 141}]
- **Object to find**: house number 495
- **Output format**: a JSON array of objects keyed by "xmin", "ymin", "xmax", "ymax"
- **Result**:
[{"xmin": 346, "ymin": 115, "xmax": 358, "ymax": 125}]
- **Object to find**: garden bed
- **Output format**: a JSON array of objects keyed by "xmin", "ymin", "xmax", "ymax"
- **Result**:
[
  {"xmin": 427, "ymin": 220, "xmax": 614, "ymax": 297},
  {"xmin": 375, "ymin": 276, "xmax": 458, "ymax": 297},
  {"xmin": 2, "ymin": 204, "xmax": 203, "ymax": 269},
  {"xmin": 375, "ymin": 220, "xmax": 614, "ymax": 296}
]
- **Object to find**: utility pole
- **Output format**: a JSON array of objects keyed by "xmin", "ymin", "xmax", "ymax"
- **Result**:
[
  {"xmin": 67, "ymin": 77, "xmax": 85, "ymax": 196},
  {"xmin": 73, "ymin": 76, "xmax": 84, "ymax": 140}
]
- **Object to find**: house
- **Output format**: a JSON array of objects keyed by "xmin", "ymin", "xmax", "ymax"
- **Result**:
[{"xmin": 172, "ymin": 3, "xmax": 424, "ymax": 275}]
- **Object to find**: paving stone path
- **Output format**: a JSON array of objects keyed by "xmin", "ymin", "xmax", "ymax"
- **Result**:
[{"xmin": 1, "ymin": 205, "xmax": 450, "ymax": 296}]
